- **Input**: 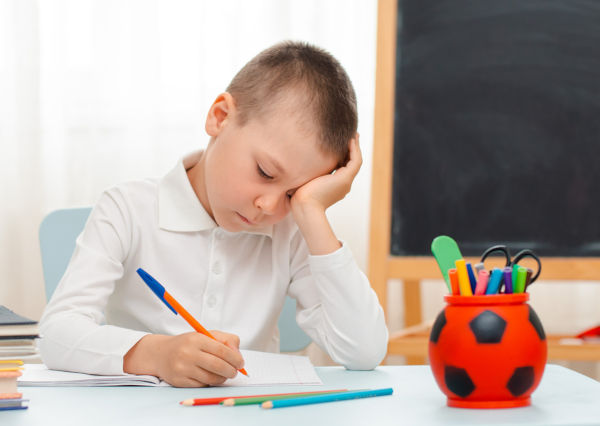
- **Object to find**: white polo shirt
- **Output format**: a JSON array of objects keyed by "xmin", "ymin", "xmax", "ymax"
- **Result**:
[{"xmin": 39, "ymin": 151, "xmax": 388, "ymax": 375}]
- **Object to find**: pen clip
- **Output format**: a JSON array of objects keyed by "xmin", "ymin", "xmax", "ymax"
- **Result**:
[{"xmin": 136, "ymin": 268, "xmax": 178, "ymax": 315}]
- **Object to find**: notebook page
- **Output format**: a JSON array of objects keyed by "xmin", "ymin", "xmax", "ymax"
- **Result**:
[
  {"xmin": 221, "ymin": 350, "xmax": 322, "ymax": 386},
  {"xmin": 18, "ymin": 350, "xmax": 322, "ymax": 387}
]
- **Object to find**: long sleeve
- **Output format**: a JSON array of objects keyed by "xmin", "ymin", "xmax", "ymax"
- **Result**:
[
  {"xmin": 287, "ymin": 238, "xmax": 389, "ymax": 370},
  {"xmin": 38, "ymin": 189, "xmax": 148, "ymax": 375}
]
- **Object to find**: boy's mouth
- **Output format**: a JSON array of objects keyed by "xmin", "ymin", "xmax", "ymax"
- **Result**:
[{"xmin": 237, "ymin": 212, "xmax": 255, "ymax": 225}]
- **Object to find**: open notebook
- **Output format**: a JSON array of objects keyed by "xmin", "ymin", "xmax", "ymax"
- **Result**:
[{"xmin": 18, "ymin": 350, "xmax": 322, "ymax": 387}]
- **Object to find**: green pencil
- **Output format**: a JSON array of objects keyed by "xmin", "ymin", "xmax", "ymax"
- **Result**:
[{"xmin": 221, "ymin": 389, "xmax": 349, "ymax": 406}]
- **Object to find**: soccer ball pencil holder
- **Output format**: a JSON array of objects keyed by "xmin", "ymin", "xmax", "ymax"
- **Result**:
[{"xmin": 428, "ymin": 293, "xmax": 547, "ymax": 408}]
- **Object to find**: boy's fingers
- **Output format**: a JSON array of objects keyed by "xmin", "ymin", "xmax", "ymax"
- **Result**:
[
  {"xmin": 199, "ymin": 335, "xmax": 245, "ymax": 372},
  {"xmin": 341, "ymin": 137, "xmax": 362, "ymax": 178},
  {"xmin": 211, "ymin": 330, "xmax": 241, "ymax": 349},
  {"xmin": 193, "ymin": 350, "xmax": 238, "ymax": 380}
]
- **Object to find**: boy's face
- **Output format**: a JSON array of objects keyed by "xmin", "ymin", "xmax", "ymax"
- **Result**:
[{"xmin": 195, "ymin": 93, "xmax": 339, "ymax": 232}]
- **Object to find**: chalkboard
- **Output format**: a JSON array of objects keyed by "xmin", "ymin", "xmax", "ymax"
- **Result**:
[{"xmin": 391, "ymin": 0, "xmax": 600, "ymax": 256}]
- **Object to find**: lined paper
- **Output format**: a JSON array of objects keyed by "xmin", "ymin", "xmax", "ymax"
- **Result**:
[{"xmin": 222, "ymin": 350, "xmax": 322, "ymax": 386}]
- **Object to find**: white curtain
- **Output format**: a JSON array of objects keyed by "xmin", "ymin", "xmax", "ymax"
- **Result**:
[{"xmin": 0, "ymin": 0, "xmax": 378, "ymax": 320}]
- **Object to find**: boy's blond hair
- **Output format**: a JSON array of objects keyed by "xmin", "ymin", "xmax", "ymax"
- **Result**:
[{"xmin": 227, "ymin": 41, "xmax": 357, "ymax": 164}]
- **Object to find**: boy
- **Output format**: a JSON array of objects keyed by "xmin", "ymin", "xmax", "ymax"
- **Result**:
[{"xmin": 39, "ymin": 41, "xmax": 388, "ymax": 387}]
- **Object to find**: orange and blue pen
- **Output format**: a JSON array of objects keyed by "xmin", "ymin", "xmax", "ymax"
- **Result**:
[{"xmin": 136, "ymin": 267, "xmax": 248, "ymax": 377}]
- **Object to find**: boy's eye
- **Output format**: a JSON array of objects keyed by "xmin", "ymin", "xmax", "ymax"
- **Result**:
[{"xmin": 257, "ymin": 165, "xmax": 273, "ymax": 179}]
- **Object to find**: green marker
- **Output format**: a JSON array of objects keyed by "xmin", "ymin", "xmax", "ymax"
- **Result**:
[
  {"xmin": 515, "ymin": 266, "xmax": 528, "ymax": 293},
  {"xmin": 431, "ymin": 236, "xmax": 463, "ymax": 292},
  {"xmin": 512, "ymin": 264, "xmax": 520, "ymax": 290}
]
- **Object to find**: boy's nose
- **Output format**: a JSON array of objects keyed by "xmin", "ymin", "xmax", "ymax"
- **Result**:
[{"xmin": 255, "ymin": 193, "xmax": 283, "ymax": 215}]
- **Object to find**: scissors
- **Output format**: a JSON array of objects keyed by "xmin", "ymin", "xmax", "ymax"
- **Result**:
[{"xmin": 480, "ymin": 245, "xmax": 542, "ymax": 285}]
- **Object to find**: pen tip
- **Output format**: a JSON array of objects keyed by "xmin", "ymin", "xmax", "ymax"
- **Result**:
[{"xmin": 240, "ymin": 368, "xmax": 249, "ymax": 377}]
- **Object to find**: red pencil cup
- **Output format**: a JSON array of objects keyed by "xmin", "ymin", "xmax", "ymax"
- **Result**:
[{"xmin": 428, "ymin": 293, "xmax": 547, "ymax": 408}]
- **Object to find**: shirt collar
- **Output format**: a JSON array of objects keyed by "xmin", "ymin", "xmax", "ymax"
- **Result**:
[{"xmin": 158, "ymin": 150, "xmax": 273, "ymax": 238}]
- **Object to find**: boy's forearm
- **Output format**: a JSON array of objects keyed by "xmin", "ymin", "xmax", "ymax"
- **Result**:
[
  {"xmin": 293, "ymin": 202, "xmax": 341, "ymax": 255},
  {"xmin": 123, "ymin": 334, "xmax": 169, "ymax": 376}
]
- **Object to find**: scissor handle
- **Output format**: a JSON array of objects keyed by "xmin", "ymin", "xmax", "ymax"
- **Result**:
[
  {"xmin": 511, "ymin": 249, "xmax": 542, "ymax": 284},
  {"xmin": 480, "ymin": 245, "xmax": 511, "ymax": 267}
]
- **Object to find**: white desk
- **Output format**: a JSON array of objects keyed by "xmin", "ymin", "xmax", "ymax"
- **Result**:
[{"xmin": 3, "ymin": 364, "xmax": 600, "ymax": 425}]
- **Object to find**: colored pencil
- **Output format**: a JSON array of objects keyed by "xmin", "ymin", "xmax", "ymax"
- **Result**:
[
  {"xmin": 222, "ymin": 389, "xmax": 349, "ymax": 406},
  {"xmin": 180, "ymin": 390, "xmax": 347, "ymax": 406},
  {"xmin": 261, "ymin": 388, "xmax": 393, "ymax": 409}
]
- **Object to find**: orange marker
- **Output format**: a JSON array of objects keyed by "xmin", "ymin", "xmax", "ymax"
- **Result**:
[
  {"xmin": 448, "ymin": 268, "xmax": 460, "ymax": 295},
  {"xmin": 137, "ymin": 268, "xmax": 248, "ymax": 377}
]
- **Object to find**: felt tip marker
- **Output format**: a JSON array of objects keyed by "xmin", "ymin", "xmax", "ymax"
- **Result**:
[
  {"xmin": 503, "ymin": 266, "xmax": 513, "ymax": 294},
  {"xmin": 512, "ymin": 264, "xmax": 520, "ymax": 291},
  {"xmin": 448, "ymin": 268, "xmax": 460, "ymax": 295},
  {"xmin": 485, "ymin": 268, "xmax": 504, "ymax": 294},
  {"xmin": 524, "ymin": 268, "xmax": 534, "ymax": 291},
  {"xmin": 474, "ymin": 262, "xmax": 485, "ymax": 276},
  {"xmin": 466, "ymin": 263, "xmax": 477, "ymax": 294},
  {"xmin": 455, "ymin": 259, "xmax": 473, "ymax": 296},
  {"xmin": 514, "ymin": 266, "xmax": 527, "ymax": 293},
  {"xmin": 474, "ymin": 269, "xmax": 490, "ymax": 295}
]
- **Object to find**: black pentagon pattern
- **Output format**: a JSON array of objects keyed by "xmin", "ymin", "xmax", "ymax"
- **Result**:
[
  {"xmin": 507, "ymin": 366, "xmax": 535, "ymax": 396},
  {"xmin": 430, "ymin": 310, "xmax": 447, "ymax": 343},
  {"xmin": 444, "ymin": 366, "xmax": 475, "ymax": 397},
  {"xmin": 528, "ymin": 306, "xmax": 546, "ymax": 340},
  {"xmin": 469, "ymin": 310, "xmax": 507, "ymax": 343}
]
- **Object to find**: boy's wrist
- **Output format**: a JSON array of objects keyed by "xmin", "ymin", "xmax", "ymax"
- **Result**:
[{"xmin": 292, "ymin": 202, "xmax": 341, "ymax": 255}]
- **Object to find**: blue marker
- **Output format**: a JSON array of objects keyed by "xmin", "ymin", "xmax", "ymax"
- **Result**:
[
  {"xmin": 486, "ymin": 268, "xmax": 503, "ymax": 294},
  {"xmin": 466, "ymin": 263, "xmax": 477, "ymax": 294},
  {"xmin": 503, "ymin": 266, "xmax": 513, "ymax": 294}
]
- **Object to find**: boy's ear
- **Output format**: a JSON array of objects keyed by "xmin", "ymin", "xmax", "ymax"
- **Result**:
[{"xmin": 205, "ymin": 92, "xmax": 236, "ymax": 136}]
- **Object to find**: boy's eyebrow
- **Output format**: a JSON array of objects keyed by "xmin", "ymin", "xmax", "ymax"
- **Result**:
[{"xmin": 262, "ymin": 152, "xmax": 286, "ymax": 176}]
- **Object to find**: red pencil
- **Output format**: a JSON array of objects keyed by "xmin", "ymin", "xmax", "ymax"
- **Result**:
[{"xmin": 180, "ymin": 390, "xmax": 347, "ymax": 406}]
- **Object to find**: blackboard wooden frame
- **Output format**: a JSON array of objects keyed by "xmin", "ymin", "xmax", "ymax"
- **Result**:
[{"xmin": 367, "ymin": 0, "xmax": 600, "ymax": 362}]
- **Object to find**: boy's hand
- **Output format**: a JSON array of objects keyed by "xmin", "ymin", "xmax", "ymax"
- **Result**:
[
  {"xmin": 291, "ymin": 134, "xmax": 362, "ymax": 214},
  {"xmin": 123, "ymin": 330, "xmax": 245, "ymax": 388},
  {"xmin": 290, "ymin": 134, "xmax": 362, "ymax": 255}
]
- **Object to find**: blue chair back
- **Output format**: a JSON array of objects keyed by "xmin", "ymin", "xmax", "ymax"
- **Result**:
[{"xmin": 39, "ymin": 208, "xmax": 311, "ymax": 352}]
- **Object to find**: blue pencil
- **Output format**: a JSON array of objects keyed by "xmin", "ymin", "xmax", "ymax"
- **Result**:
[{"xmin": 261, "ymin": 388, "xmax": 393, "ymax": 409}]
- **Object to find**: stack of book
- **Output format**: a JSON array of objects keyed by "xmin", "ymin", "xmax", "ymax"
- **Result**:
[
  {"xmin": 0, "ymin": 360, "xmax": 28, "ymax": 410},
  {"xmin": 0, "ymin": 305, "xmax": 39, "ymax": 362}
]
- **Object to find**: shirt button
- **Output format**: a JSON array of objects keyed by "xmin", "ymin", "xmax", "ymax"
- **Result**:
[
  {"xmin": 207, "ymin": 295, "xmax": 217, "ymax": 308},
  {"xmin": 212, "ymin": 261, "xmax": 222, "ymax": 275}
]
